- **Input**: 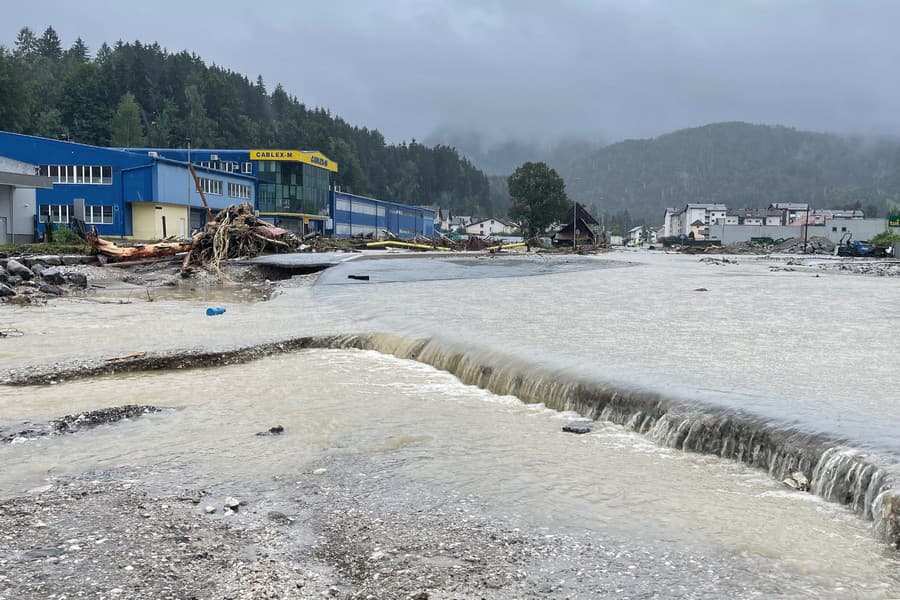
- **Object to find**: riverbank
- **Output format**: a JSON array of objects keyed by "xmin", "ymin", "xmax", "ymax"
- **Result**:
[{"xmin": 2, "ymin": 252, "xmax": 899, "ymax": 597}]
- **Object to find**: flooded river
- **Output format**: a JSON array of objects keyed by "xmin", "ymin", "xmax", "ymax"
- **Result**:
[{"xmin": 1, "ymin": 251, "xmax": 899, "ymax": 597}]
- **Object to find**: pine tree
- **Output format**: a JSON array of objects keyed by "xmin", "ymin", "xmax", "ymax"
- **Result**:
[
  {"xmin": 66, "ymin": 37, "xmax": 90, "ymax": 63},
  {"xmin": 95, "ymin": 42, "xmax": 112, "ymax": 64},
  {"xmin": 109, "ymin": 92, "xmax": 146, "ymax": 146},
  {"xmin": 14, "ymin": 27, "xmax": 37, "ymax": 60},
  {"xmin": 36, "ymin": 26, "xmax": 62, "ymax": 60}
]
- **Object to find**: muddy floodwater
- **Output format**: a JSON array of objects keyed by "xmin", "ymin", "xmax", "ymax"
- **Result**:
[{"xmin": 1, "ymin": 251, "xmax": 899, "ymax": 598}]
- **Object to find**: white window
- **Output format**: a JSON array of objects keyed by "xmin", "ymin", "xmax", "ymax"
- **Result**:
[
  {"xmin": 39, "ymin": 165, "xmax": 111, "ymax": 185},
  {"xmin": 242, "ymin": 162, "xmax": 253, "ymax": 174},
  {"xmin": 335, "ymin": 198, "xmax": 351, "ymax": 212},
  {"xmin": 85, "ymin": 205, "xmax": 114, "ymax": 225},
  {"xmin": 198, "ymin": 177, "xmax": 222, "ymax": 195},
  {"xmin": 39, "ymin": 205, "xmax": 71, "ymax": 223},
  {"xmin": 228, "ymin": 182, "xmax": 251, "ymax": 200}
]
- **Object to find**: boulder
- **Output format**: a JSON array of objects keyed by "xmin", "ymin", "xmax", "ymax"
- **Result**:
[
  {"xmin": 34, "ymin": 255, "xmax": 62, "ymax": 266},
  {"xmin": 562, "ymin": 423, "xmax": 592, "ymax": 435},
  {"xmin": 0, "ymin": 283, "xmax": 15, "ymax": 297},
  {"xmin": 6, "ymin": 259, "xmax": 33, "ymax": 279},
  {"xmin": 39, "ymin": 267, "xmax": 66, "ymax": 285},
  {"xmin": 65, "ymin": 272, "xmax": 88, "ymax": 288},
  {"xmin": 62, "ymin": 255, "xmax": 83, "ymax": 266},
  {"xmin": 38, "ymin": 283, "xmax": 61, "ymax": 295},
  {"xmin": 0, "ymin": 265, "xmax": 6, "ymax": 281},
  {"xmin": 5, "ymin": 275, "xmax": 23, "ymax": 287}
]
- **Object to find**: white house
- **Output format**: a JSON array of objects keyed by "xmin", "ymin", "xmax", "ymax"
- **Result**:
[
  {"xmin": 627, "ymin": 225, "xmax": 643, "ymax": 245},
  {"xmin": 465, "ymin": 217, "xmax": 517, "ymax": 236},
  {"xmin": 662, "ymin": 203, "xmax": 728, "ymax": 239}
]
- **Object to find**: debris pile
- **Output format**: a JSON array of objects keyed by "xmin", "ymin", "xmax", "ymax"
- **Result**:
[
  {"xmin": 774, "ymin": 236, "xmax": 835, "ymax": 254},
  {"xmin": 184, "ymin": 203, "xmax": 300, "ymax": 271}
]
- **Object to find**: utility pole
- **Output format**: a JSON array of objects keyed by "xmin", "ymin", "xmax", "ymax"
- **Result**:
[
  {"xmin": 803, "ymin": 205, "xmax": 810, "ymax": 253},
  {"xmin": 572, "ymin": 200, "xmax": 577, "ymax": 250}
]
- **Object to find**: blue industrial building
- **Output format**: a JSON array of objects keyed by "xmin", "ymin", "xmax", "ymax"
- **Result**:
[
  {"xmin": 0, "ymin": 132, "xmax": 438, "ymax": 242},
  {"xmin": 329, "ymin": 191, "xmax": 435, "ymax": 239},
  {"xmin": 0, "ymin": 131, "xmax": 255, "ymax": 239}
]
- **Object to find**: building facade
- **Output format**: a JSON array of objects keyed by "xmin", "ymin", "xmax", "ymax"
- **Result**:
[
  {"xmin": 329, "ymin": 191, "xmax": 435, "ymax": 239},
  {"xmin": 0, "ymin": 132, "xmax": 256, "ymax": 239}
]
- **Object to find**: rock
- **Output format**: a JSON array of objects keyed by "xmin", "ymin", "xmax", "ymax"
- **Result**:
[
  {"xmin": 34, "ymin": 255, "xmax": 62, "ymax": 266},
  {"xmin": 313, "ymin": 468, "xmax": 328, "ymax": 475},
  {"xmin": 65, "ymin": 272, "xmax": 88, "ymax": 288},
  {"xmin": 0, "ymin": 265, "xmax": 6, "ymax": 281},
  {"xmin": 39, "ymin": 284, "xmax": 61, "ymax": 296},
  {"xmin": 411, "ymin": 593, "xmax": 429, "ymax": 600},
  {"xmin": 6, "ymin": 259, "xmax": 33, "ymax": 279},
  {"xmin": 224, "ymin": 497, "xmax": 241, "ymax": 511},
  {"xmin": 204, "ymin": 505, "xmax": 217, "ymax": 514},
  {"xmin": 792, "ymin": 471, "xmax": 810, "ymax": 491},
  {"xmin": 693, "ymin": 287, "xmax": 709, "ymax": 292},
  {"xmin": 80, "ymin": 255, "xmax": 98, "ymax": 265},
  {"xmin": 0, "ymin": 283, "xmax": 15, "ymax": 297},
  {"xmin": 562, "ymin": 423, "xmax": 592, "ymax": 435},
  {"xmin": 256, "ymin": 425, "xmax": 285, "ymax": 436},
  {"xmin": 61, "ymin": 255, "xmax": 83, "ymax": 266},
  {"xmin": 39, "ymin": 267, "xmax": 66, "ymax": 285},
  {"xmin": 783, "ymin": 477, "xmax": 800, "ymax": 490},
  {"xmin": 5, "ymin": 275, "xmax": 22, "ymax": 286},
  {"xmin": 267, "ymin": 511, "xmax": 293, "ymax": 525},
  {"xmin": 370, "ymin": 550, "xmax": 385, "ymax": 560}
]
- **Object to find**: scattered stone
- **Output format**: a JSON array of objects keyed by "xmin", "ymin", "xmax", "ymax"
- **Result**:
[
  {"xmin": 267, "ymin": 511, "xmax": 293, "ymax": 525},
  {"xmin": 39, "ymin": 267, "xmax": 66, "ymax": 285},
  {"xmin": 256, "ymin": 425, "xmax": 285, "ymax": 436},
  {"xmin": 65, "ymin": 272, "xmax": 88, "ymax": 288},
  {"xmin": 224, "ymin": 497, "xmax": 241, "ymax": 512},
  {"xmin": 792, "ymin": 471, "xmax": 810, "ymax": 491},
  {"xmin": 49, "ymin": 405, "xmax": 165, "ymax": 435},
  {"xmin": 313, "ymin": 468, "xmax": 328, "ymax": 475},
  {"xmin": 5, "ymin": 275, "xmax": 22, "ymax": 286},
  {"xmin": 62, "ymin": 255, "xmax": 83, "ymax": 266},
  {"xmin": 693, "ymin": 287, "xmax": 709, "ymax": 292},
  {"xmin": 562, "ymin": 423, "xmax": 592, "ymax": 435},
  {"xmin": 0, "ymin": 283, "xmax": 15, "ymax": 297},
  {"xmin": 33, "ymin": 255, "xmax": 63, "ymax": 266},
  {"xmin": 410, "ymin": 593, "xmax": 429, "ymax": 600},
  {"xmin": 6, "ymin": 259, "xmax": 33, "ymax": 279},
  {"xmin": 204, "ymin": 505, "xmax": 217, "ymax": 514},
  {"xmin": 38, "ymin": 284, "xmax": 61, "ymax": 295}
]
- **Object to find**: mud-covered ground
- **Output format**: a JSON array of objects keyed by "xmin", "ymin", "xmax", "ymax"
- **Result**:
[{"xmin": 0, "ymin": 449, "xmax": 797, "ymax": 600}]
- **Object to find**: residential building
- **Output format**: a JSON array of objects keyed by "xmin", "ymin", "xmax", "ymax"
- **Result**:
[
  {"xmin": 662, "ymin": 203, "xmax": 728, "ymax": 239},
  {"xmin": 554, "ymin": 204, "xmax": 601, "ymax": 245},
  {"xmin": 465, "ymin": 217, "xmax": 517, "ymax": 237},
  {"xmin": 627, "ymin": 225, "xmax": 643, "ymax": 245},
  {"xmin": 768, "ymin": 203, "xmax": 809, "ymax": 225}
]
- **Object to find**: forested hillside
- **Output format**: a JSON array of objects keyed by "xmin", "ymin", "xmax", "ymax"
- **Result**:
[
  {"xmin": 0, "ymin": 27, "xmax": 490, "ymax": 214},
  {"xmin": 553, "ymin": 122, "xmax": 900, "ymax": 224}
]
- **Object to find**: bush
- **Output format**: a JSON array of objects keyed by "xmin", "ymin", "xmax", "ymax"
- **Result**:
[{"xmin": 871, "ymin": 230, "xmax": 900, "ymax": 245}]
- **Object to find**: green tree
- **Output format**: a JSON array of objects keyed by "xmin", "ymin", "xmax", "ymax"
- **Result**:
[
  {"xmin": 14, "ymin": 27, "xmax": 37, "ymax": 60},
  {"xmin": 109, "ymin": 92, "xmax": 146, "ymax": 146},
  {"xmin": 0, "ymin": 49, "xmax": 28, "ymax": 131},
  {"xmin": 507, "ymin": 162, "xmax": 569, "ymax": 238},
  {"xmin": 65, "ymin": 37, "xmax": 90, "ymax": 63},
  {"xmin": 147, "ymin": 98, "xmax": 179, "ymax": 147},
  {"xmin": 36, "ymin": 26, "xmax": 62, "ymax": 60}
]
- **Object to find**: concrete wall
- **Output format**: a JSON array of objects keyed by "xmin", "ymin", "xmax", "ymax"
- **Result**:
[
  {"xmin": 710, "ymin": 218, "xmax": 895, "ymax": 246},
  {"xmin": 0, "ymin": 156, "xmax": 35, "ymax": 175},
  {"xmin": 0, "ymin": 186, "xmax": 36, "ymax": 244},
  {"xmin": 708, "ymin": 222, "xmax": 800, "ymax": 245},
  {"xmin": 820, "ymin": 218, "xmax": 887, "ymax": 243},
  {"xmin": 131, "ymin": 202, "xmax": 188, "ymax": 240}
]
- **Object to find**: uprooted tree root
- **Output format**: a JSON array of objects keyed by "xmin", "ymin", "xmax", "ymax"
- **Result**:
[{"xmin": 182, "ymin": 203, "xmax": 301, "ymax": 275}]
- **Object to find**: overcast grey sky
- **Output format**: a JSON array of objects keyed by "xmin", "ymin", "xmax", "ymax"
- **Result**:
[{"xmin": 3, "ymin": 1, "xmax": 899, "ymax": 144}]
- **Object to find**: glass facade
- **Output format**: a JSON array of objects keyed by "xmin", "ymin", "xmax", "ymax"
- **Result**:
[{"xmin": 256, "ymin": 160, "xmax": 330, "ymax": 215}]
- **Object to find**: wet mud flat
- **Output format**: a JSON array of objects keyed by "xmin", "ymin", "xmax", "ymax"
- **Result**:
[{"xmin": 0, "ymin": 452, "xmax": 813, "ymax": 600}]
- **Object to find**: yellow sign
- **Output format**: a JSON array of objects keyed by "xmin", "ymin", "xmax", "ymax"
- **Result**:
[{"xmin": 249, "ymin": 149, "xmax": 339, "ymax": 173}]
